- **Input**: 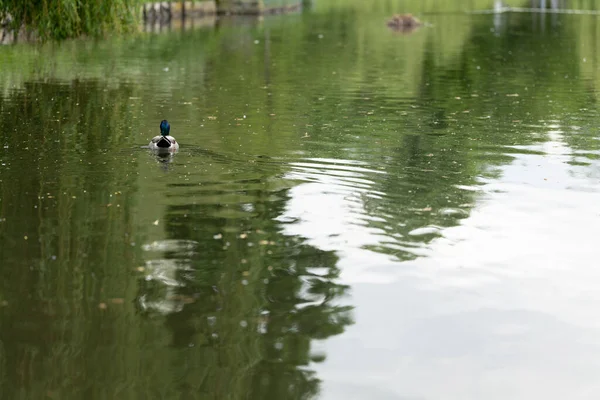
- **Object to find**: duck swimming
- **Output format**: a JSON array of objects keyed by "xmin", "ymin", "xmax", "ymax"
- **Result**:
[
  {"xmin": 149, "ymin": 120, "xmax": 179, "ymax": 151},
  {"xmin": 387, "ymin": 14, "xmax": 422, "ymax": 32}
]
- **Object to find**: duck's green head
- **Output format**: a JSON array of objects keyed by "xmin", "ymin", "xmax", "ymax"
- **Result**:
[{"xmin": 160, "ymin": 120, "xmax": 170, "ymax": 136}]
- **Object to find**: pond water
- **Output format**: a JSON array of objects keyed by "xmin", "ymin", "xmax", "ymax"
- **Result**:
[{"xmin": 2, "ymin": 1, "xmax": 600, "ymax": 399}]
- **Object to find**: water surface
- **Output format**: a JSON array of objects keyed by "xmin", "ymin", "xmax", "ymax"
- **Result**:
[{"xmin": 2, "ymin": 2, "xmax": 600, "ymax": 399}]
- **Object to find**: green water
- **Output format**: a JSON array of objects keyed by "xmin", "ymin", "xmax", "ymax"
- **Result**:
[{"xmin": 2, "ymin": 2, "xmax": 600, "ymax": 399}]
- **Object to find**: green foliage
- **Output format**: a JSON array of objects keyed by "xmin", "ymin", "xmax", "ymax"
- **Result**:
[{"xmin": 0, "ymin": 0, "xmax": 140, "ymax": 40}]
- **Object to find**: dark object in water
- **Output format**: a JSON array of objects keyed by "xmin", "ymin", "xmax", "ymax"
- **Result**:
[{"xmin": 387, "ymin": 14, "xmax": 422, "ymax": 32}]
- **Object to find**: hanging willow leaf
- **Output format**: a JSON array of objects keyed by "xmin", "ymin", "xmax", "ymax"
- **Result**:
[{"xmin": 0, "ymin": 0, "xmax": 140, "ymax": 40}]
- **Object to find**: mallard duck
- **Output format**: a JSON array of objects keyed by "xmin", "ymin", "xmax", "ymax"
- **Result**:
[
  {"xmin": 149, "ymin": 120, "xmax": 179, "ymax": 151},
  {"xmin": 387, "ymin": 14, "xmax": 422, "ymax": 31}
]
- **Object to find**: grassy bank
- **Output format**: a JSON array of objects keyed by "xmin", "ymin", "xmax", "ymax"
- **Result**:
[{"xmin": 0, "ymin": 0, "xmax": 140, "ymax": 40}]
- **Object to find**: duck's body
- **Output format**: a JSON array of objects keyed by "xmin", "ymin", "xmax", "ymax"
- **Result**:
[
  {"xmin": 149, "ymin": 120, "xmax": 179, "ymax": 151},
  {"xmin": 149, "ymin": 134, "xmax": 179, "ymax": 151},
  {"xmin": 387, "ymin": 14, "xmax": 421, "ymax": 31}
]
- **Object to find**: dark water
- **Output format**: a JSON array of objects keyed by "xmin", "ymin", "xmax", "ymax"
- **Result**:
[{"xmin": 2, "ymin": 2, "xmax": 600, "ymax": 399}]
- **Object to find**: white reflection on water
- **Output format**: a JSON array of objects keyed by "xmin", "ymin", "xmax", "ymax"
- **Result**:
[
  {"xmin": 280, "ymin": 130, "xmax": 600, "ymax": 399},
  {"xmin": 281, "ymin": 158, "xmax": 399, "ymax": 284},
  {"xmin": 138, "ymin": 239, "xmax": 197, "ymax": 314}
]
